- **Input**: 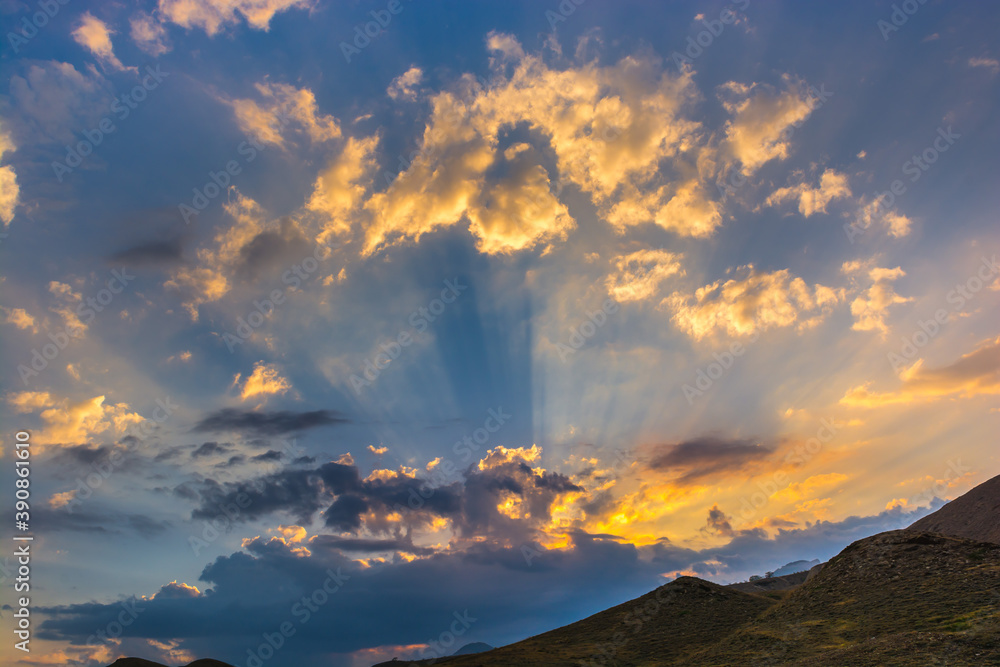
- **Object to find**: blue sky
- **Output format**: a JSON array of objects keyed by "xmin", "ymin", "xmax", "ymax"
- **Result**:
[{"xmin": 0, "ymin": 1, "xmax": 998, "ymax": 665}]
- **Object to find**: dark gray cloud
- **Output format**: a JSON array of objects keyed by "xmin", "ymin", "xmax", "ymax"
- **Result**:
[
  {"xmin": 192, "ymin": 441, "xmax": 231, "ymax": 458},
  {"xmin": 108, "ymin": 238, "xmax": 183, "ymax": 265},
  {"xmin": 647, "ymin": 436, "xmax": 772, "ymax": 483},
  {"xmin": 192, "ymin": 409, "xmax": 349, "ymax": 435}
]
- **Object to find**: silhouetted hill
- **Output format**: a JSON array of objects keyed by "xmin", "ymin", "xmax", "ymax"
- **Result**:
[
  {"xmin": 453, "ymin": 641, "xmax": 493, "ymax": 655},
  {"xmin": 910, "ymin": 473, "xmax": 1000, "ymax": 544},
  {"xmin": 108, "ymin": 659, "xmax": 235, "ymax": 667},
  {"xmin": 771, "ymin": 558, "xmax": 821, "ymax": 577},
  {"xmin": 430, "ymin": 529, "xmax": 1000, "ymax": 666}
]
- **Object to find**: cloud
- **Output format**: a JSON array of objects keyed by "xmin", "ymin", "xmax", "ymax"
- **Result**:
[
  {"xmin": 362, "ymin": 35, "xmax": 708, "ymax": 254},
  {"xmin": 606, "ymin": 249, "xmax": 684, "ymax": 303},
  {"xmin": 157, "ymin": 0, "xmax": 312, "ymax": 36},
  {"xmin": 844, "ymin": 265, "xmax": 911, "ymax": 337},
  {"xmin": 646, "ymin": 436, "xmax": 772, "ymax": 484},
  {"xmin": 192, "ymin": 408, "xmax": 348, "ymax": 435},
  {"xmin": 764, "ymin": 169, "xmax": 852, "ymax": 216},
  {"xmin": 0, "ymin": 125, "xmax": 19, "ymax": 225},
  {"xmin": 237, "ymin": 361, "xmax": 292, "ymax": 401},
  {"xmin": 226, "ymin": 82, "xmax": 340, "ymax": 147},
  {"xmin": 130, "ymin": 11, "xmax": 172, "ymax": 56},
  {"xmin": 2, "ymin": 306, "xmax": 36, "ymax": 332},
  {"xmin": 852, "ymin": 195, "xmax": 913, "ymax": 238},
  {"xmin": 306, "ymin": 134, "xmax": 380, "ymax": 242},
  {"xmin": 703, "ymin": 505, "xmax": 735, "ymax": 537},
  {"xmin": 72, "ymin": 13, "xmax": 132, "ymax": 72},
  {"xmin": 165, "ymin": 192, "xmax": 314, "ymax": 318},
  {"xmin": 35, "ymin": 500, "xmax": 941, "ymax": 665},
  {"xmin": 192, "ymin": 441, "xmax": 231, "ymax": 458},
  {"xmin": 968, "ymin": 57, "xmax": 1000, "ymax": 75},
  {"xmin": 5, "ymin": 392, "xmax": 144, "ymax": 447},
  {"xmin": 842, "ymin": 336, "xmax": 1000, "ymax": 407},
  {"xmin": 387, "ymin": 66, "xmax": 424, "ymax": 101},
  {"xmin": 8, "ymin": 60, "xmax": 110, "ymax": 143},
  {"xmin": 663, "ymin": 266, "xmax": 843, "ymax": 340},
  {"xmin": 719, "ymin": 79, "xmax": 816, "ymax": 173},
  {"xmin": 109, "ymin": 238, "xmax": 184, "ymax": 265}
]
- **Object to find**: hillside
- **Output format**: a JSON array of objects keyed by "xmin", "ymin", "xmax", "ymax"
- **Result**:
[
  {"xmin": 685, "ymin": 530, "xmax": 1000, "ymax": 665},
  {"xmin": 909, "ymin": 473, "xmax": 1000, "ymax": 544},
  {"xmin": 427, "ymin": 576, "xmax": 776, "ymax": 666}
]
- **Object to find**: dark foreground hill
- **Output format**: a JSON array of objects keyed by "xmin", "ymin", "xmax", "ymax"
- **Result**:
[
  {"xmin": 909, "ymin": 472, "xmax": 1000, "ymax": 544},
  {"xmin": 430, "ymin": 530, "xmax": 1000, "ymax": 667},
  {"xmin": 108, "ymin": 660, "xmax": 234, "ymax": 667}
]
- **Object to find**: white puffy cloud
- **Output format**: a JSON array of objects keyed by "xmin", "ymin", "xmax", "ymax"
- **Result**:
[
  {"xmin": 606, "ymin": 249, "xmax": 685, "ymax": 303},
  {"xmin": 387, "ymin": 66, "xmax": 424, "ymax": 101},
  {"xmin": 72, "ymin": 13, "xmax": 132, "ymax": 72},
  {"xmin": 765, "ymin": 169, "xmax": 852, "ymax": 217},
  {"xmin": 663, "ymin": 266, "xmax": 843, "ymax": 340},
  {"xmin": 844, "ymin": 264, "xmax": 911, "ymax": 337},
  {"xmin": 719, "ymin": 79, "xmax": 816, "ymax": 174},
  {"xmin": 157, "ymin": 0, "xmax": 312, "ymax": 36},
  {"xmin": 0, "ymin": 126, "xmax": 19, "ymax": 225},
  {"xmin": 130, "ymin": 11, "xmax": 172, "ymax": 56},
  {"xmin": 237, "ymin": 361, "xmax": 292, "ymax": 401},
  {"xmin": 226, "ymin": 82, "xmax": 340, "ymax": 147}
]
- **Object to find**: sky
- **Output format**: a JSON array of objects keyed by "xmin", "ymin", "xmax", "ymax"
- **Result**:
[{"xmin": 0, "ymin": 0, "xmax": 998, "ymax": 665}]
